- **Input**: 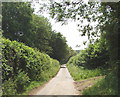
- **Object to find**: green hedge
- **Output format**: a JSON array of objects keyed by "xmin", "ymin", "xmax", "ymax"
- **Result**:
[{"xmin": 2, "ymin": 38, "xmax": 60, "ymax": 95}]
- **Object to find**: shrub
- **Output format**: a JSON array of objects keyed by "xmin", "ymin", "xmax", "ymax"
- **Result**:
[
  {"xmin": 2, "ymin": 38, "xmax": 60, "ymax": 95},
  {"xmin": 2, "ymin": 78, "xmax": 17, "ymax": 95},
  {"xmin": 14, "ymin": 70, "xmax": 30, "ymax": 93}
]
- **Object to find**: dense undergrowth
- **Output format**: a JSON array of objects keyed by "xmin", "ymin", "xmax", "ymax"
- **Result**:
[{"xmin": 2, "ymin": 38, "xmax": 60, "ymax": 95}]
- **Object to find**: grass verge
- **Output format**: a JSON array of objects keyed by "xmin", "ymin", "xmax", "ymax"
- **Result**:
[
  {"xmin": 67, "ymin": 64, "xmax": 107, "ymax": 81},
  {"xmin": 82, "ymin": 66, "xmax": 118, "ymax": 95},
  {"xmin": 22, "ymin": 81, "xmax": 45, "ymax": 95}
]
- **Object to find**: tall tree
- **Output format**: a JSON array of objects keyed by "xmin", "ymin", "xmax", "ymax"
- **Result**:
[
  {"xmin": 30, "ymin": 14, "xmax": 53, "ymax": 55},
  {"xmin": 49, "ymin": 31, "xmax": 76, "ymax": 63},
  {"xmin": 2, "ymin": 2, "xmax": 53, "ymax": 55},
  {"xmin": 49, "ymin": 32, "xmax": 67, "ymax": 63},
  {"xmin": 2, "ymin": 2, "xmax": 33, "ymax": 43}
]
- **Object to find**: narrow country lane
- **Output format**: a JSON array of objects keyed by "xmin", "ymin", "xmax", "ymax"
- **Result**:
[{"xmin": 33, "ymin": 64, "xmax": 79, "ymax": 95}]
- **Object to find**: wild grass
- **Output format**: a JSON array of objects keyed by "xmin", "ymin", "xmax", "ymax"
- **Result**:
[
  {"xmin": 22, "ymin": 81, "xmax": 45, "ymax": 95},
  {"xmin": 82, "ymin": 66, "xmax": 118, "ymax": 95},
  {"xmin": 67, "ymin": 64, "xmax": 107, "ymax": 81}
]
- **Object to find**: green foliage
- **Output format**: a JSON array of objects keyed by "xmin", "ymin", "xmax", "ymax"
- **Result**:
[
  {"xmin": 68, "ymin": 36, "xmax": 109, "ymax": 69},
  {"xmin": 2, "ymin": 38, "xmax": 60, "ymax": 95},
  {"xmin": 84, "ymin": 37, "xmax": 109, "ymax": 69},
  {"xmin": 14, "ymin": 70, "xmax": 30, "ymax": 93},
  {"xmin": 83, "ymin": 65, "xmax": 118, "ymax": 95},
  {"xmin": 96, "ymin": 2, "xmax": 120, "ymax": 66},
  {"xmin": 30, "ymin": 14, "xmax": 53, "ymax": 55},
  {"xmin": 50, "ymin": 32, "xmax": 76, "ymax": 63},
  {"xmin": 2, "ymin": 78, "xmax": 17, "ymax": 95},
  {"xmin": 23, "ymin": 81, "xmax": 45, "ymax": 95},
  {"xmin": 67, "ymin": 50, "xmax": 87, "ymax": 66},
  {"xmin": 43, "ymin": 1, "xmax": 101, "ymax": 39},
  {"xmin": 67, "ymin": 64, "xmax": 106, "ymax": 81},
  {"xmin": 44, "ymin": 1, "xmax": 119, "ymax": 95},
  {"xmin": 2, "ymin": 2, "xmax": 53, "ymax": 55},
  {"xmin": 2, "ymin": 2, "xmax": 75, "ymax": 63},
  {"xmin": 2, "ymin": 2, "xmax": 33, "ymax": 42},
  {"xmin": 47, "ymin": 1, "xmax": 120, "ymax": 64},
  {"xmin": 67, "ymin": 35, "xmax": 118, "ymax": 95}
]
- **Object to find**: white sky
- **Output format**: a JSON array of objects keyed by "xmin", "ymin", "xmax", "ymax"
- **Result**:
[{"xmin": 32, "ymin": 0, "xmax": 92, "ymax": 50}]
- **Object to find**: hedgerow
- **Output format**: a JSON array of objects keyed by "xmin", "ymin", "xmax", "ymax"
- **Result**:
[{"xmin": 2, "ymin": 38, "xmax": 60, "ymax": 95}]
